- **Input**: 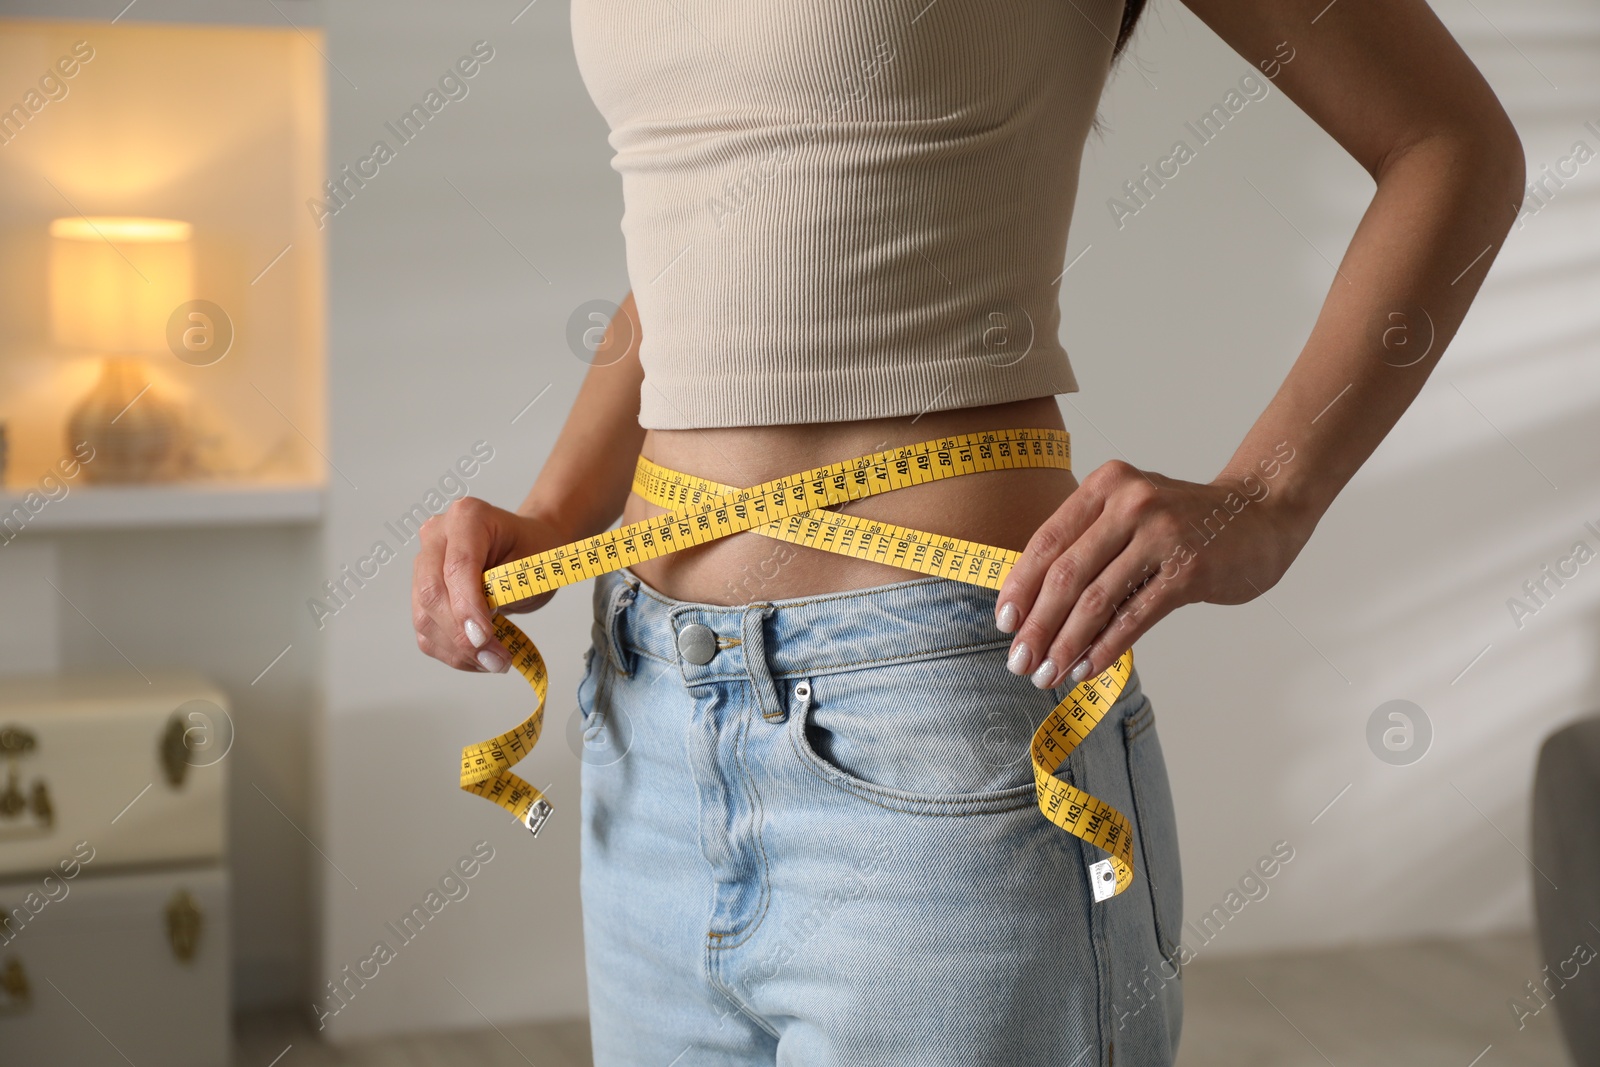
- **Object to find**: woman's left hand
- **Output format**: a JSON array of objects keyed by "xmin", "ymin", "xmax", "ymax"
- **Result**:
[{"xmin": 995, "ymin": 458, "xmax": 1315, "ymax": 689}]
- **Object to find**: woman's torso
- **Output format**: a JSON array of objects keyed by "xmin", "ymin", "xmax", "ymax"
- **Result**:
[
  {"xmin": 622, "ymin": 397, "xmax": 1078, "ymax": 604},
  {"xmin": 580, "ymin": 0, "xmax": 1118, "ymax": 601}
]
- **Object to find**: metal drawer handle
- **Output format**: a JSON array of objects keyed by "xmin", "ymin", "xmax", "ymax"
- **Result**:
[
  {"xmin": 0, "ymin": 727, "xmax": 36, "ymax": 757},
  {"xmin": 166, "ymin": 889, "xmax": 203, "ymax": 963},
  {"xmin": 160, "ymin": 715, "xmax": 190, "ymax": 788},
  {"xmin": 0, "ymin": 770, "xmax": 23, "ymax": 818},
  {"xmin": 0, "ymin": 956, "xmax": 29, "ymax": 1013},
  {"xmin": 30, "ymin": 781, "xmax": 52, "ymax": 827}
]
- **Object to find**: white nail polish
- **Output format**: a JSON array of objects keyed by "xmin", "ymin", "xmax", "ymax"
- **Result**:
[
  {"xmin": 1067, "ymin": 656, "xmax": 1093, "ymax": 685},
  {"xmin": 996, "ymin": 602, "xmax": 1019, "ymax": 633},
  {"xmin": 477, "ymin": 649, "xmax": 508, "ymax": 673},
  {"xmin": 1031, "ymin": 659, "xmax": 1057, "ymax": 689},
  {"xmin": 1006, "ymin": 643, "xmax": 1031, "ymax": 675},
  {"xmin": 465, "ymin": 619, "xmax": 488, "ymax": 649}
]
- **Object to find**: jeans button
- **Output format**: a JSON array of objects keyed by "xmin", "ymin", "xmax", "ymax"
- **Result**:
[{"xmin": 675, "ymin": 622, "xmax": 717, "ymax": 665}]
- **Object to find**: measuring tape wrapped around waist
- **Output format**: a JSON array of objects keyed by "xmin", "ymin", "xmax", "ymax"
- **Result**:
[{"xmin": 461, "ymin": 427, "xmax": 1138, "ymax": 898}]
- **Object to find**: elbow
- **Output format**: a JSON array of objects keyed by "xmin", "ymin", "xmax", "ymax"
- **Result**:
[{"xmin": 1376, "ymin": 117, "xmax": 1527, "ymax": 222}]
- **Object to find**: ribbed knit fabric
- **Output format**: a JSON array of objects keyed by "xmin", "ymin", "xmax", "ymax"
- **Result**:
[{"xmin": 570, "ymin": 0, "xmax": 1121, "ymax": 430}]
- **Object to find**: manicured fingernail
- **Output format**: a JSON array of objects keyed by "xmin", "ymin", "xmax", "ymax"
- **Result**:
[
  {"xmin": 995, "ymin": 602, "xmax": 1019, "ymax": 633},
  {"xmin": 1006, "ymin": 642, "xmax": 1032, "ymax": 675},
  {"xmin": 465, "ymin": 619, "xmax": 488, "ymax": 648},
  {"xmin": 477, "ymin": 649, "xmax": 508, "ymax": 673},
  {"xmin": 1030, "ymin": 659, "xmax": 1057, "ymax": 689},
  {"xmin": 1067, "ymin": 656, "xmax": 1093, "ymax": 685}
]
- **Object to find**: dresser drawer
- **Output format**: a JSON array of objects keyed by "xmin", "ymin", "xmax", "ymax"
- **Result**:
[
  {"xmin": 0, "ymin": 672, "xmax": 228, "ymax": 878},
  {"xmin": 0, "ymin": 864, "xmax": 230, "ymax": 1066}
]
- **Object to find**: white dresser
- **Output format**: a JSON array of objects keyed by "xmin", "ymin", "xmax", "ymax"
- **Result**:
[{"xmin": 0, "ymin": 672, "xmax": 231, "ymax": 1067}]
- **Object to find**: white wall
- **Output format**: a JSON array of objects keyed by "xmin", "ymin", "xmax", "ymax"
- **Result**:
[
  {"xmin": 316, "ymin": 0, "xmax": 616, "ymax": 1040},
  {"xmin": 316, "ymin": 0, "xmax": 1600, "ymax": 1039},
  {"xmin": 1072, "ymin": 0, "xmax": 1600, "ymax": 954}
]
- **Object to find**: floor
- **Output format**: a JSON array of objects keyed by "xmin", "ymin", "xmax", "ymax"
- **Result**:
[
  {"xmin": 236, "ymin": 933, "xmax": 1576, "ymax": 1067},
  {"xmin": 235, "ymin": 1011, "xmax": 595, "ymax": 1067},
  {"xmin": 1173, "ymin": 933, "xmax": 1575, "ymax": 1067}
]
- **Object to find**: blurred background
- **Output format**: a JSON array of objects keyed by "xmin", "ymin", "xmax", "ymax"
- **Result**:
[{"xmin": 0, "ymin": 0, "xmax": 1595, "ymax": 1064}]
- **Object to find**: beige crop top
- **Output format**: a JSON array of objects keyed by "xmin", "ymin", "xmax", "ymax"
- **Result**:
[{"xmin": 570, "ymin": 0, "xmax": 1122, "ymax": 429}]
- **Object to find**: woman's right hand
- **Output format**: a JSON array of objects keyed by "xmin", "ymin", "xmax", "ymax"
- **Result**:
[{"xmin": 411, "ymin": 497, "xmax": 574, "ymax": 673}]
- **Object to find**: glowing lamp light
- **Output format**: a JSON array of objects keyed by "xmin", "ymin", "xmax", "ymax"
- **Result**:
[{"xmin": 48, "ymin": 216, "xmax": 194, "ymax": 483}]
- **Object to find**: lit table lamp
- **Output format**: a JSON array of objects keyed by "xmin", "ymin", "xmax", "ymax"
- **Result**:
[{"xmin": 49, "ymin": 216, "xmax": 193, "ymax": 483}]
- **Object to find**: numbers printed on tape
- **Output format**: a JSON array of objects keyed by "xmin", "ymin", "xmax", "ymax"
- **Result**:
[{"xmin": 461, "ymin": 428, "xmax": 1140, "ymax": 899}]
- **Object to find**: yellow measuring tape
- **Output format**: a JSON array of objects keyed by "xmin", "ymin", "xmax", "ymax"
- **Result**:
[{"xmin": 460, "ymin": 427, "xmax": 1138, "ymax": 897}]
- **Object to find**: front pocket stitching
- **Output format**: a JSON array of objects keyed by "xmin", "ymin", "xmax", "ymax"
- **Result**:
[
  {"xmin": 710, "ymin": 685, "xmax": 774, "ymax": 948},
  {"xmin": 787, "ymin": 684, "xmax": 1045, "ymax": 815}
]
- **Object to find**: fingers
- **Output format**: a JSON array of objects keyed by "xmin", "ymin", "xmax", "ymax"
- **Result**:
[
  {"xmin": 412, "ymin": 518, "xmax": 476, "ymax": 671},
  {"xmin": 1004, "ymin": 511, "xmax": 1131, "ymax": 687},
  {"xmin": 997, "ymin": 460, "xmax": 1148, "ymax": 633},
  {"xmin": 440, "ymin": 497, "xmax": 506, "ymax": 670},
  {"xmin": 1033, "ymin": 543, "xmax": 1164, "ymax": 689},
  {"xmin": 994, "ymin": 465, "xmax": 1109, "ymax": 636},
  {"xmin": 998, "ymin": 460, "xmax": 1203, "ymax": 690},
  {"xmin": 997, "ymin": 461, "xmax": 1142, "ymax": 682},
  {"xmin": 1057, "ymin": 574, "xmax": 1180, "ymax": 691},
  {"xmin": 411, "ymin": 501, "xmax": 509, "ymax": 673}
]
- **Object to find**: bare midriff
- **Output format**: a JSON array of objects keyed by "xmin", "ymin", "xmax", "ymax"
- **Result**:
[{"xmin": 621, "ymin": 396, "xmax": 1079, "ymax": 605}]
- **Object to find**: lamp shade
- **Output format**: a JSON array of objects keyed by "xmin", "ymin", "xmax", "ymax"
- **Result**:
[{"xmin": 49, "ymin": 216, "xmax": 194, "ymax": 355}]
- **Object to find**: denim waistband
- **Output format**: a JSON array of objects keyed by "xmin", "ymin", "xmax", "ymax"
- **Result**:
[
  {"xmin": 589, "ymin": 565, "xmax": 1144, "ymax": 706},
  {"xmin": 595, "ymin": 563, "xmax": 1023, "ymax": 682}
]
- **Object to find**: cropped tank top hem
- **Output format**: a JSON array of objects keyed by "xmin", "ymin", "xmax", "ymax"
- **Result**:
[{"xmin": 639, "ymin": 344, "xmax": 1080, "ymax": 430}]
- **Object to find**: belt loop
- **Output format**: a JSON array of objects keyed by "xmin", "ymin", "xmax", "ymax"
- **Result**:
[
  {"xmin": 740, "ymin": 603, "xmax": 785, "ymax": 722},
  {"xmin": 601, "ymin": 572, "xmax": 639, "ymax": 677}
]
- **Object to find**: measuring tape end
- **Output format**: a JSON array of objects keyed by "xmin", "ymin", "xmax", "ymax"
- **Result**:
[{"xmin": 525, "ymin": 797, "xmax": 554, "ymax": 837}]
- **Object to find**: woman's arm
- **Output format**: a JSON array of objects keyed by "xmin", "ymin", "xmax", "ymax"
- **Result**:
[
  {"xmin": 514, "ymin": 290, "xmax": 648, "ymax": 534},
  {"xmin": 411, "ymin": 292, "xmax": 645, "ymax": 673},
  {"xmin": 995, "ymin": 0, "xmax": 1526, "ymax": 690}
]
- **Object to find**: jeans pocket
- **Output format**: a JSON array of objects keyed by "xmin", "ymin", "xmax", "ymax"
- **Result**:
[
  {"xmin": 787, "ymin": 643, "xmax": 1060, "ymax": 807},
  {"xmin": 1124, "ymin": 698, "xmax": 1183, "ymax": 964}
]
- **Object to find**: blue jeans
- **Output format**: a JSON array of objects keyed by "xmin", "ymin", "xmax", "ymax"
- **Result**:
[{"xmin": 576, "ymin": 566, "xmax": 1183, "ymax": 1066}]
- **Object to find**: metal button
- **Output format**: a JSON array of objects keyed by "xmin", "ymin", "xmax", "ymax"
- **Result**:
[{"xmin": 675, "ymin": 622, "xmax": 718, "ymax": 665}]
